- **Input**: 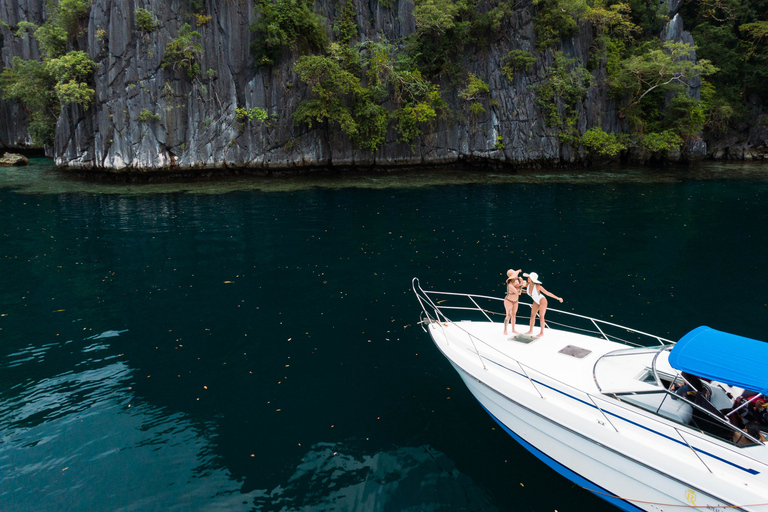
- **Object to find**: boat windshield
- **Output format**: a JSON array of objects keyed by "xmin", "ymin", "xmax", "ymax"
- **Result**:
[
  {"xmin": 594, "ymin": 347, "xmax": 674, "ymax": 394},
  {"xmin": 594, "ymin": 347, "xmax": 760, "ymax": 445}
]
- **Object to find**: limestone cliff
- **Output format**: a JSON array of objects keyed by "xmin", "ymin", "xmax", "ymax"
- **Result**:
[{"xmin": 0, "ymin": 0, "xmax": 714, "ymax": 171}]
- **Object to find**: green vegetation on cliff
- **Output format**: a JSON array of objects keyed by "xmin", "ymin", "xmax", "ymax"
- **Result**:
[
  {"xmin": 293, "ymin": 41, "xmax": 446, "ymax": 152},
  {"xmin": 678, "ymin": 0, "xmax": 768, "ymax": 136},
  {"xmin": 0, "ymin": 0, "xmax": 96, "ymax": 146},
  {"xmin": 2, "ymin": 0, "xmax": 767, "ymax": 158}
]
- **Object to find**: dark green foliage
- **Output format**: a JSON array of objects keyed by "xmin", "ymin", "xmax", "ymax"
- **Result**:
[
  {"xmin": 536, "ymin": 51, "xmax": 591, "ymax": 133},
  {"xmin": 679, "ymin": 0, "xmax": 768, "ymax": 134},
  {"xmin": 293, "ymin": 41, "xmax": 445, "ymax": 151},
  {"xmin": 532, "ymin": 0, "xmax": 578, "ymax": 49},
  {"xmin": 162, "ymin": 24, "xmax": 203, "ymax": 78},
  {"xmin": 135, "ymin": 8, "xmax": 158, "ymax": 33},
  {"xmin": 407, "ymin": 0, "xmax": 515, "ymax": 78},
  {"xmin": 34, "ymin": 23, "xmax": 67, "ymax": 59},
  {"xmin": 189, "ymin": 0, "xmax": 205, "ymax": 12},
  {"xmin": 137, "ymin": 108, "xmax": 161, "ymax": 123},
  {"xmin": 609, "ymin": 40, "xmax": 716, "ymax": 134},
  {"xmin": 501, "ymin": 49, "xmax": 535, "ymax": 80},
  {"xmin": 0, "ymin": 57, "xmax": 58, "ymax": 146},
  {"xmin": 293, "ymin": 53, "xmax": 382, "ymax": 148},
  {"xmin": 700, "ymin": 79, "xmax": 734, "ymax": 135},
  {"xmin": 334, "ymin": 0, "xmax": 357, "ymax": 42},
  {"xmin": 623, "ymin": 0, "xmax": 668, "ymax": 36},
  {"xmin": 459, "ymin": 72, "xmax": 489, "ymax": 114},
  {"xmin": 15, "ymin": 21, "xmax": 38, "ymax": 37},
  {"xmin": 663, "ymin": 91, "xmax": 706, "ymax": 138},
  {"xmin": 581, "ymin": 127, "xmax": 627, "ymax": 156},
  {"xmin": 638, "ymin": 130, "xmax": 683, "ymax": 152},
  {"xmin": 391, "ymin": 93, "xmax": 442, "ymax": 144},
  {"xmin": 54, "ymin": 0, "xmax": 93, "ymax": 39},
  {"xmin": 250, "ymin": 0, "xmax": 329, "ymax": 67}
]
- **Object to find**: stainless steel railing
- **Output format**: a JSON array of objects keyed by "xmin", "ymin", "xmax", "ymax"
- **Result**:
[{"xmin": 412, "ymin": 277, "xmax": 673, "ymax": 347}]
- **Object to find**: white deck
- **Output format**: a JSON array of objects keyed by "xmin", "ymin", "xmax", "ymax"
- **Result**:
[{"xmin": 432, "ymin": 319, "xmax": 622, "ymax": 393}]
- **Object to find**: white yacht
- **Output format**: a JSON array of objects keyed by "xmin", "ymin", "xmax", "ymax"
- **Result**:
[{"xmin": 412, "ymin": 278, "xmax": 768, "ymax": 512}]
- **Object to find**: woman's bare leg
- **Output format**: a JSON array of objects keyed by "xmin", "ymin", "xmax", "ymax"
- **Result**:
[
  {"xmin": 503, "ymin": 300, "xmax": 513, "ymax": 335},
  {"xmin": 526, "ymin": 303, "xmax": 540, "ymax": 334},
  {"xmin": 510, "ymin": 302, "xmax": 519, "ymax": 333},
  {"xmin": 537, "ymin": 297, "xmax": 549, "ymax": 337}
]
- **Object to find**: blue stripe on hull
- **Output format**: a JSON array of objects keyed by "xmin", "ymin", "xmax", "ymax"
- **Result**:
[{"xmin": 480, "ymin": 404, "xmax": 647, "ymax": 512}]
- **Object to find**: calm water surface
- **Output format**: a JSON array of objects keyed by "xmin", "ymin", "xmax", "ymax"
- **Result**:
[{"xmin": 2, "ymin": 160, "xmax": 768, "ymax": 511}]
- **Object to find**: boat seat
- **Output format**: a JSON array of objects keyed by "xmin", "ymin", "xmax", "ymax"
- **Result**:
[{"xmin": 691, "ymin": 393, "xmax": 733, "ymax": 440}]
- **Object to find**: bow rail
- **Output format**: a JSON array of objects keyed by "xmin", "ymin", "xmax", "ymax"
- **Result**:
[{"xmin": 412, "ymin": 277, "xmax": 673, "ymax": 348}]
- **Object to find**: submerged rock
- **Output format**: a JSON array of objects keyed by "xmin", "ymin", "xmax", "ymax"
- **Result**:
[{"xmin": 0, "ymin": 153, "xmax": 30, "ymax": 166}]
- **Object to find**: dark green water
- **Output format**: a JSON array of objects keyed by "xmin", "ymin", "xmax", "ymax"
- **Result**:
[{"xmin": 2, "ymin": 159, "xmax": 768, "ymax": 511}]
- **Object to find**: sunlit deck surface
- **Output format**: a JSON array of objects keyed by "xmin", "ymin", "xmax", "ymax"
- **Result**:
[{"xmin": 433, "ymin": 319, "xmax": 634, "ymax": 393}]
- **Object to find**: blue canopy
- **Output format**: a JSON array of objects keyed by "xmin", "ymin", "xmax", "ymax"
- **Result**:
[{"xmin": 669, "ymin": 326, "xmax": 768, "ymax": 395}]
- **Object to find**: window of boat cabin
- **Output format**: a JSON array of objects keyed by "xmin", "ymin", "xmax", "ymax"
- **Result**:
[{"xmin": 594, "ymin": 347, "xmax": 755, "ymax": 445}]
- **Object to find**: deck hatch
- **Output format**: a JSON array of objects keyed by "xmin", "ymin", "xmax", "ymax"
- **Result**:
[
  {"xmin": 509, "ymin": 334, "xmax": 538, "ymax": 344},
  {"xmin": 559, "ymin": 345, "xmax": 591, "ymax": 358}
]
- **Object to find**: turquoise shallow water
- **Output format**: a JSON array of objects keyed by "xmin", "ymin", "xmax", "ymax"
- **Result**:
[{"xmin": 1, "ymin": 159, "xmax": 768, "ymax": 511}]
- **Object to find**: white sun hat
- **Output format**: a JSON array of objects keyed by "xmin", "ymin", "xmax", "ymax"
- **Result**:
[{"xmin": 524, "ymin": 272, "xmax": 542, "ymax": 284}]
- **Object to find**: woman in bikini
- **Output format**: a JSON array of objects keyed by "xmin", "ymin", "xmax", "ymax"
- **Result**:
[
  {"xmin": 524, "ymin": 272, "xmax": 563, "ymax": 338},
  {"xmin": 503, "ymin": 269, "xmax": 523, "ymax": 335}
]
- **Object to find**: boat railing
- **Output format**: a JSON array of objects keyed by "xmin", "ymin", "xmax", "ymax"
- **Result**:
[
  {"xmin": 510, "ymin": 353, "xmax": 765, "ymax": 473},
  {"xmin": 412, "ymin": 278, "xmax": 673, "ymax": 348}
]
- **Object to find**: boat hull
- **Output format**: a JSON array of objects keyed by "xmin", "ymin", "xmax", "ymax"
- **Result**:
[{"xmin": 450, "ymin": 361, "xmax": 747, "ymax": 512}]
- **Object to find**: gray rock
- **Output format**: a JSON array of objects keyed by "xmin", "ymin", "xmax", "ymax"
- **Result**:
[
  {"xmin": 683, "ymin": 136, "xmax": 707, "ymax": 161},
  {"xmin": 661, "ymin": 14, "xmax": 700, "ymax": 101},
  {"xmin": 55, "ymin": 0, "xmax": 622, "ymax": 171},
  {"xmin": 661, "ymin": 0, "xmax": 683, "ymax": 16},
  {"xmin": 0, "ymin": 152, "xmax": 29, "ymax": 165},
  {"xmin": 0, "ymin": 0, "xmax": 721, "ymax": 171}
]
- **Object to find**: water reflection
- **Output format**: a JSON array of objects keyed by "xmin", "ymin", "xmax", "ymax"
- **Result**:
[
  {"xmin": 0, "ymin": 330, "xmax": 254, "ymax": 512},
  {"xmin": 5, "ymin": 158, "xmax": 768, "ymax": 195},
  {"xmin": 0, "ymin": 325, "xmax": 493, "ymax": 511},
  {"xmin": 253, "ymin": 443, "xmax": 497, "ymax": 511}
]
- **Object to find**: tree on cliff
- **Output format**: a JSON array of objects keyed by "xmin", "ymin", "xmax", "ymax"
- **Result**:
[{"xmin": 611, "ymin": 41, "xmax": 716, "ymax": 121}]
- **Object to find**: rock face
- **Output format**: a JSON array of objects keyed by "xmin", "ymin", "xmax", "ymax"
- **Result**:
[
  {"xmin": 55, "ymin": 0, "xmax": 616, "ymax": 172},
  {"xmin": 661, "ymin": 13, "xmax": 707, "ymax": 161},
  {"xmin": 2, "ymin": 0, "xmax": 630, "ymax": 171},
  {"xmin": 3, "ymin": 0, "xmax": 727, "ymax": 171},
  {"xmin": 705, "ymin": 94, "xmax": 768, "ymax": 161},
  {"xmin": 0, "ymin": 151, "xmax": 29, "ymax": 165},
  {"xmin": 0, "ymin": 0, "xmax": 45, "ymax": 151}
]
